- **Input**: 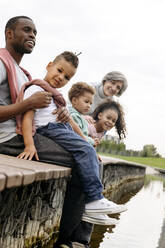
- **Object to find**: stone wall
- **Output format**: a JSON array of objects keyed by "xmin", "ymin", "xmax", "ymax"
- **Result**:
[
  {"xmin": 0, "ymin": 177, "xmax": 68, "ymax": 248},
  {"xmin": 0, "ymin": 156, "xmax": 146, "ymax": 248},
  {"xmin": 103, "ymin": 161, "xmax": 146, "ymax": 197}
]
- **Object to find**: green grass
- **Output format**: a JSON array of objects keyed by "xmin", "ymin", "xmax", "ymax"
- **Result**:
[{"xmin": 99, "ymin": 153, "xmax": 165, "ymax": 170}]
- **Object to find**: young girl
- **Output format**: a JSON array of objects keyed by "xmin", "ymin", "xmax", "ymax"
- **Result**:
[{"xmin": 88, "ymin": 100, "xmax": 126, "ymax": 144}]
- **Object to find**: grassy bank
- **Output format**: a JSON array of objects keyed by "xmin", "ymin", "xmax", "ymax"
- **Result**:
[{"xmin": 99, "ymin": 153, "xmax": 165, "ymax": 170}]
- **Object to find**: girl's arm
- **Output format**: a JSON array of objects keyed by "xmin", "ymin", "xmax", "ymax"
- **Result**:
[{"xmin": 17, "ymin": 110, "xmax": 39, "ymax": 160}]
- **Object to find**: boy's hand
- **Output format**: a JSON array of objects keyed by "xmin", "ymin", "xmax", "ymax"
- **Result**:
[
  {"xmin": 17, "ymin": 145, "xmax": 39, "ymax": 161},
  {"xmin": 52, "ymin": 107, "xmax": 70, "ymax": 123},
  {"xmin": 28, "ymin": 91, "xmax": 52, "ymax": 109}
]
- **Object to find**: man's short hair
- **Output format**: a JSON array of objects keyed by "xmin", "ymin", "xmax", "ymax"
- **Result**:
[
  {"xmin": 68, "ymin": 82, "xmax": 95, "ymax": 102},
  {"xmin": 54, "ymin": 51, "xmax": 79, "ymax": 69},
  {"xmin": 5, "ymin": 16, "xmax": 33, "ymax": 32}
]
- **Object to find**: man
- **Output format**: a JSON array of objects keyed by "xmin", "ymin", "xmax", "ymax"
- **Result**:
[{"xmin": 0, "ymin": 16, "xmax": 94, "ymax": 248}]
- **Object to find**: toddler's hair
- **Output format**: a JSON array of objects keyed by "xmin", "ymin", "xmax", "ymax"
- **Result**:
[
  {"xmin": 69, "ymin": 82, "xmax": 95, "ymax": 102},
  {"xmin": 102, "ymin": 71, "xmax": 128, "ymax": 96},
  {"xmin": 53, "ymin": 51, "xmax": 79, "ymax": 68},
  {"xmin": 92, "ymin": 100, "xmax": 126, "ymax": 139}
]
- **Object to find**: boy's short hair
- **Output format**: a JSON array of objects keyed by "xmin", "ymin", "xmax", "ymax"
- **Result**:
[
  {"xmin": 53, "ymin": 51, "xmax": 79, "ymax": 68},
  {"xmin": 68, "ymin": 82, "xmax": 95, "ymax": 102},
  {"xmin": 5, "ymin": 16, "xmax": 33, "ymax": 32}
]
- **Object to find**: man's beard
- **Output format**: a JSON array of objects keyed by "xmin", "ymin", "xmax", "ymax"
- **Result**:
[{"xmin": 13, "ymin": 43, "xmax": 32, "ymax": 54}]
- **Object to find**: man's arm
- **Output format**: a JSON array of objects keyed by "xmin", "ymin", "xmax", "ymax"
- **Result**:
[
  {"xmin": 0, "ymin": 91, "xmax": 52, "ymax": 123},
  {"xmin": 17, "ymin": 110, "xmax": 38, "ymax": 160}
]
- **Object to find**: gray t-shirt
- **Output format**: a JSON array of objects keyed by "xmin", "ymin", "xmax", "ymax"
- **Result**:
[{"xmin": 0, "ymin": 59, "xmax": 29, "ymax": 143}]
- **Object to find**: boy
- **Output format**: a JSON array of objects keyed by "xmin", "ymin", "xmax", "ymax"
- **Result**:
[
  {"xmin": 17, "ymin": 51, "xmax": 127, "ymax": 225},
  {"xmin": 68, "ymin": 82, "xmax": 98, "ymax": 146}
]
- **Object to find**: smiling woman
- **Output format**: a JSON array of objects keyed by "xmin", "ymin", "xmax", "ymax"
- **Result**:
[{"xmin": 88, "ymin": 71, "xmax": 128, "ymax": 115}]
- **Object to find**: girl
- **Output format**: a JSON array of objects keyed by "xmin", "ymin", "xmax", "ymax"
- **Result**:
[{"xmin": 88, "ymin": 100, "xmax": 126, "ymax": 145}]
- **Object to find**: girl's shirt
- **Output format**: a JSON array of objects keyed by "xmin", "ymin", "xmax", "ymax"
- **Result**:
[{"xmin": 88, "ymin": 122, "xmax": 104, "ymax": 141}]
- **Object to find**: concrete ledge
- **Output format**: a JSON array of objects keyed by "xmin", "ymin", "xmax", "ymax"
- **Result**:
[
  {"xmin": 101, "ymin": 155, "xmax": 146, "ymax": 169},
  {"xmin": 155, "ymin": 168, "xmax": 165, "ymax": 174}
]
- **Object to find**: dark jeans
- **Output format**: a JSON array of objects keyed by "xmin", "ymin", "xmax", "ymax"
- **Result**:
[
  {"xmin": 0, "ymin": 133, "xmax": 93, "ymax": 246},
  {"xmin": 37, "ymin": 122, "xmax": 103, "ymax": 203}
]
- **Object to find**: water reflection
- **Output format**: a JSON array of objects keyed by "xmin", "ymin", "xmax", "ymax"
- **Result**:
[{"xmin": 91, "ymin": 175, "xmax": 165, "ymax": 248}]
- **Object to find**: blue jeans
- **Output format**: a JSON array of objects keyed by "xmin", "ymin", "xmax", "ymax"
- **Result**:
[{"xmin": 37, "ymin": 122, "xmax": 103, "ymax": 203}]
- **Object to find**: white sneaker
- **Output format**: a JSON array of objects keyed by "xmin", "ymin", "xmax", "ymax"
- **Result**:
[
  {"xmin": 82, "ymin": 213, "xmax": 119, "ymax": 225},
  {"xmin": 85, "ymin": 197, "xmax": 127, "ymax": 214}
]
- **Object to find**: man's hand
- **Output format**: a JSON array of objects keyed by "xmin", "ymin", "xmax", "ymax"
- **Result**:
[
  {"xmin": 17, "ymin": 145, "xmax": 39, "ymax": 161},
  {"xmin": 28, "ymin": 91, "xmax": 52, "ymax": 109},
  {"xmin": 52, "ymin": 107, "xmax": 70, "ymax": 123}
]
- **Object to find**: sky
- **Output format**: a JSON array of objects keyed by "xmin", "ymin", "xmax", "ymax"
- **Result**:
[{"xmin": 0, "ymin": 0, "xmax": 165, "ymax": 157}]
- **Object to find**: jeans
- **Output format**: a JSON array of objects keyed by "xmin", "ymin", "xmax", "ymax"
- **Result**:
[{"xmin": 37, "ymin": 122, "xmax": 103, "ymax": 203}]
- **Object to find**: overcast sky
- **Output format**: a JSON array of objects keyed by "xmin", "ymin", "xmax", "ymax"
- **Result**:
[{"xmin": 0, "ymin": 0, "xmax": 165, "ymax": 157}]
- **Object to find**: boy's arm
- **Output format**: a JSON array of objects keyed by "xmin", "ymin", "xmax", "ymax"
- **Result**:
[
  {"xmin": 17, "ymin": 110, "xmax": 39, "ymax": 161},
  {"xmin": 69, "ymin": 117, "xmax": 87, "ymax": 141},
  {"xmin": 69, "ymin": 115, "xmax": 95, "ymax": 145}
]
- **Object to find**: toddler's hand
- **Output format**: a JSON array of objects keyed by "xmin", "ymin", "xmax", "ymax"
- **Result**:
[
  {"xmin": 84, "ymin": 115, "xmax": 95, "ymax": 125},
  {"xmin": 97, "ymin": 155, "xmax": 102, "ymax": 162},
  {"xmin": 94, "ymin": 138, "xmax": 100, "ymax": 147}
]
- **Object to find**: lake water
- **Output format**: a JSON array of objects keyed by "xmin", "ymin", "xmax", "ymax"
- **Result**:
[{"xmin": 91, "ymin": 174, "xmax": 165, "ymax": 248}]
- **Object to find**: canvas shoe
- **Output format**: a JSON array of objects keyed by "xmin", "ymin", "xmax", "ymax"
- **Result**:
[
  {"xmin": 59, "ymin": 245, "xmax": 71, "ymax": 248},
  {"xmin": 82, "ymin": 213, "xmax": 119, "ymax": 225},
  {"xmin": 72, "ymin": 242, "xmax": 89, "ymax": 248},
  {"xmin": 85, "ymin": 197, "xmax": 127, "ymax": 214}
]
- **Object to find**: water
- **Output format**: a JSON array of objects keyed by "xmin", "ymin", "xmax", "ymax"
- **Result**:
[{"xmin": 91, "ymin": 174, "xmax": 165, "ymax": 248}]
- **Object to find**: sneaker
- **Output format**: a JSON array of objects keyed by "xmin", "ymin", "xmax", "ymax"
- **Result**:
[
  {"xmin": 60, "ymin": 245, "xmax": 71, "ymax": 248},
  {"xmin": 82, "ymin": 213, "xmax": 119, "ymax": 225},
  {"xmin": 72, "ymin": 242, "xmax": 89, "ymax": 248},
  {"xmin": 85, "ymin": 197, "xmax": 127, "ymax": 214}
]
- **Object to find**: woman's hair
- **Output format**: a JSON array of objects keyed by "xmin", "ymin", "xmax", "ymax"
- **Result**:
[
  {"xmin": 102, "ymin": 71, "xmax": 128, "ymax": 96},
  {"xmin": 92, "ymin": 100, "xmax": 126, "ymax": 139},
  {"xmin": 68, "ymin": 82, "xmax": 95, "ymax": 101}
]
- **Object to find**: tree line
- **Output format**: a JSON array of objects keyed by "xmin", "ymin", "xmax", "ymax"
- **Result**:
[{"xmin": 96, "ymin": 140, "xmax": 161, "ymax": 158}]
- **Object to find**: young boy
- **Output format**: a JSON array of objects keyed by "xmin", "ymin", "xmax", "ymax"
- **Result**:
[
  {"xmin": 68, "ymin": 82, "xmax": 98, "ymax": 147},
  {"xmin": 17, "ymin": 51, "xmax": 127, "ymax": 225}
]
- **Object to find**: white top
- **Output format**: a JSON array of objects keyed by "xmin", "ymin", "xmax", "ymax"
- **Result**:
[
  {"xmin": 24, "ymin": 85, "xmax": 57, "ymax": 128},
  {"xmin": 0, "ymin": 60, "xmax": 29, "ymax": 143}
]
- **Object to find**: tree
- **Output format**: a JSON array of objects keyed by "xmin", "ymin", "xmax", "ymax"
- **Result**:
[{"xmin": 141, "ymin": 144, "xmax": 160, "ymax": 157}]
